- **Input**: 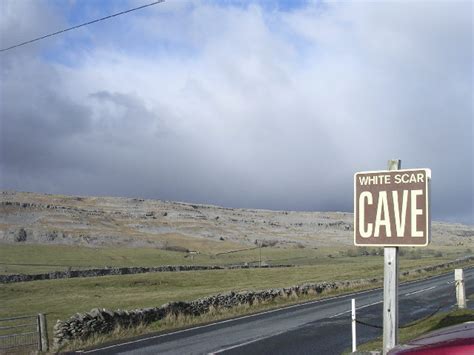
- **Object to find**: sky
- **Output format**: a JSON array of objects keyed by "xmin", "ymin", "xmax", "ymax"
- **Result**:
[{"xmin": 0, "ymin": 0, "xmax": 472, "ymax": 224}]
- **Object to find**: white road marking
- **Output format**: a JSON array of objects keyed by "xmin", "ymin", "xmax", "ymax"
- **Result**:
[
  {"xmin": 330, "ymin": 300, "xmax": 383, "ymax": 318},
  {"xmin": 403, "ymin": 286, "xmax": 436, "ymax": 296},
  {"xmin": 82, "ymin": 287, "xmax": 381, "ymax": 353},
  {"xmin": 208, "ymin": 330, "xmax": 287, "ymax": 354},
  {"xmin": 330, "ymin": 283, "xmax": 440, "ymax": 319},
  {"xmin": 81, "ymin": 270, "xmax": 463, "ymax": 353}
]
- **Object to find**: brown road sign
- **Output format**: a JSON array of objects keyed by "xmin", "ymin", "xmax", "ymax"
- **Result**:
[{"xmin": 354, "ymin": 168, "xmax": 431, "ymax": 246}]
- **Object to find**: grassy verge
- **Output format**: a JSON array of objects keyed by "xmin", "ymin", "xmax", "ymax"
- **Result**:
[
  {"xmin": 63, "ymin": 282, "xmax": 378, "ymax": 352},
  {"xmin": 351, "ymin": 308, "xmax": 474, "ymax": 354}
]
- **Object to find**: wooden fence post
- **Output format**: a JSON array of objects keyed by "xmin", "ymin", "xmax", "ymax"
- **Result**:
[{"xmin": 38, "ymin": 313, "xmax": 49, "ymax": 352}]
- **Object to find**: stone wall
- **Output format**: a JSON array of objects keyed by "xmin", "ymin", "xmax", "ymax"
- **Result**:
[
  {"xmin": 52, "ymin": 256, "xmax": 474, "ymax": 349},
  {"xmin": 0, "ymin": 264, "xmax": 293, "ymax": 284},
  {"xmin": 3, "ymin": 255, "xmax": 472, "ymax": 284},
  {"xmin": 52, "ymin": 278, "xmax": 374, "ymax": 349},
  {"xmin": 400, "ymin": 255, "xmax": 474, "ymax": 276}
]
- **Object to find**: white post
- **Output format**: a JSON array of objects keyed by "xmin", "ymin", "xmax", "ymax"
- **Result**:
[
  {"xmin": 455, "ymin": 269, "xmax": 466, "ymax": 309},
  {"xmin": 383, "ymin": 159, "xmax": 400, "ymax": 354},
  {"xmin": 352, "ymin": 298, "xmax": 357, "ymax": 353}
]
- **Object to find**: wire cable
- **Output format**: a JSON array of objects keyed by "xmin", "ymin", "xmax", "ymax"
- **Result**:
[
  {"xmin": 355, "ymin": 301, "xmax": 454, "ymax": 330},
  {"xmin": 0, "ymin": 0, "xmax": 165, "ymax": 53},
  {"xmin": 355, "ymin": 319, "xmax": 383, "ymax": 329}
]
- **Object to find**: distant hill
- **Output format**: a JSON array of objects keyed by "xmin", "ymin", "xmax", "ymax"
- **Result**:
[{"xmin": 1, "ymin": 191, "xmax": 472, "ymax": 252}]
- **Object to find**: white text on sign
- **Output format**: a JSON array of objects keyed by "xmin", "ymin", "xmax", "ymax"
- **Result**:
[
  {"xmin": 358, "ymin": 189, "xmax": 423, "ymax": 238},
  {"xmin": 358, "ymin": 173, "xmax": 425, "ymax": 186},
  {"xmin": 354, "ymin": 168, "xmax": 430, "ymax": 247}
]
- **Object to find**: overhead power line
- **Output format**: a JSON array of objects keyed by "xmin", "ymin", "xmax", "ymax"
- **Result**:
[{"xmin": 0, "ymin": 0, "xmax": 165, "ymax": 53}]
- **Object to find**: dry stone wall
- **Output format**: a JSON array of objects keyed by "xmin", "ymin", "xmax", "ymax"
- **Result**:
[
  {"xmin": 52, "ymin": 256, "xmax": 474, "ymax": 349},
  {"xmin": 0, "ymin": 264, "xmax": 293, "ymax": 284},
  {"xmin": 400, "ymin": 255, "xmax": 474, "ymax": 276},
  {"xmin": 3, "ymin": 255, "xmax": 472, "ymax": 284},
  {"xmin": 52, "ymin": 279, "xmax": 372, "ymax": 349}
]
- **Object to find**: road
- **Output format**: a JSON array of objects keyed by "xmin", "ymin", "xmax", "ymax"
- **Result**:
[{"xmin": 84, "ymin": 267, "xmax": 473, "ymax": 355}]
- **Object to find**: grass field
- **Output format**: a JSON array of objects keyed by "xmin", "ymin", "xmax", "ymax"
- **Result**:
[
  {"xmin": 1, "ymin": 243, "xmax": 472, "ymax": 350},
  {"xmin": 0, "ymin": 243, "xmax": 469, "ymax": 274}
]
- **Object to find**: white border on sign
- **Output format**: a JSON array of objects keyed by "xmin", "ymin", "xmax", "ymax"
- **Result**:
[{"xmin": 353, "ymin": 168, "xmax": 431, "ymax": 247}]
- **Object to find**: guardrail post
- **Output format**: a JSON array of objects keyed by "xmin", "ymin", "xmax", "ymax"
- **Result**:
[
  {"xmin": 38, "ymin": 313, "xmax": 49, "ymax": 351},
  {"xmin": 455, "ymin": 269, "xmax": 466, "ymax": 309}
]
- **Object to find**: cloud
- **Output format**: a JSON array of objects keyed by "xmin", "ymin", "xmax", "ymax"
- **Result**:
[
  {"xmin": 0, "ymin": 0, "xmax": 64, "ymax": 54},
  {"xmin": 0, "ymin": 0, "xmax": 472, "ymax": 223}
]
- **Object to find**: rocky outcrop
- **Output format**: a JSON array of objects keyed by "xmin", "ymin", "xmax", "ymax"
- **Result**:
[
  {"xmin": 0, "ymin": 264, "xmax": 294, "ymax": 284},
  {"xmin": 15, "ymin": 228, "xmax": 27, "ymax": 242},
  {"xmin": 2, "ymin": 191, "xmax": 473, "ymax": 249}
]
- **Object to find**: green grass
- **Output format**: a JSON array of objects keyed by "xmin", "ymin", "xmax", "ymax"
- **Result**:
[
  {"xmin": 1, "ymin": 252, "xmax": 473, "ymax": 349},
  {"xmin": 0, "ymin": 244, "xmax": 201, "ymax": 274},
  {"xmin": 0, "ymin": 264, "xmax": 383, "ymax": 321},
  {"xmin": 0, "ymin": 243, "xmax": 472, "ymax": 351},
  {"xmin": 0, "ymin": 244, "xmax": 350, "ymax": 274},
  {"xmin": 1, "ymin": 264, "xmax": 381, "ymax": 349},
  {"xmin": 352, "ymin": 308, "xmax": 474, "ymax": 353},
  {"xmin": 0, "ymin": 244, "xmax": 469, "ymax": 274}
]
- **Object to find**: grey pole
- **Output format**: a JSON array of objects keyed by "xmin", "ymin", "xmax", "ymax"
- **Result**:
[{"xmin": 383, "ymin": 159, "xmax": 400, "ymax": 354}]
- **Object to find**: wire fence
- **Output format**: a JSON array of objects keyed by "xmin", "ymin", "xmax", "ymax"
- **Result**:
[{"xmin": 0, "ymin": 314, "xmax": 45, "ymax": 352}]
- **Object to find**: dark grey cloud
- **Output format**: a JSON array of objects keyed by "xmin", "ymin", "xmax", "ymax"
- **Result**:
[{"xmin": 0, "ymin": 0, "xmax": 472, "ymax": 224}]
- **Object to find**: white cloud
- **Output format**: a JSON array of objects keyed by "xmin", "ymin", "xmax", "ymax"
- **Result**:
[{"xmin": 1, "ymin": 0, "xmax": 472, "ymax": 222}]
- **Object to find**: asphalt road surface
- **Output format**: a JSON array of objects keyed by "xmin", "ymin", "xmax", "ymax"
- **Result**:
[{"xmin": 83, "ymin": 267, "xmax": 473, "ymax": 355}]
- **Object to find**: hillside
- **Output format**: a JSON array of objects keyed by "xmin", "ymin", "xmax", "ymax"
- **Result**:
[{"xmin": 1, "ymin": 191, "xmax": 472, "ymax": 253}]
